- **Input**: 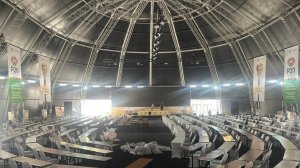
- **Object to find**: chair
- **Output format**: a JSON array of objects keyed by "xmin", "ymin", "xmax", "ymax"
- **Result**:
[
  {"xmin": 229, "ymin": 141, "xmax": 242, "ymax": 161},
  {"xmin": 261, "ymin": 134, "xmax": 265, "ymax": 140},
  {"xmin": 212, "ymin": 135, "xmax": 218, "ymax": 150},
  {"xmin": 22, "ymin": 162, "xmax": 33, "ymax": 168},
  {"xmin": 210, "ymin": 151, "xmax": 229, "ymax": 168},
  {"xmin": 245, "ymin": 161, "xmax": 253, "ymax": 168},
  {"xmin": 19, "ymin": 145, "xmax": 34, "ymax": 158},
  {"xmin": 38, "ymin": 150, "xmax": 59, "ymax": 163},
  {"xmin": 206, "ymin": 142, "xmax": 212, "ymax": 154},
  {"xmin": 253, "ymin": 150, "xmax": 272, "ymax": 168},
  {"xmin": 8, "ymin": 158, "xmax": 18, "ymax": 168},
  {"xmin": 264, "ymin": 136, "xmax": 270, "ymax": 142},
  {"xmin": 32, "ymin": 148, "xmax": 40, "ymax": 159}
]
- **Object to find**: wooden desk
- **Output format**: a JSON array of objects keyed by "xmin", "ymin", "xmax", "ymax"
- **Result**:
[
  {"xmin": 26, "ymin": 129, "xmax": 56, "ymax": 143},
  {"xmin": 14, "ymin": 156, "xmax": 52, "ymax": 167},
  {"xmin": 79, "ymin": 128, "xmax": 98, "ymax": 143},
  {"xmin": 46, "ymin": 164, "xmax": 96, "ymax": 168},
  {"xmin": 60, "ymin": 142, "xmax": 112, "ymax": 154},
  {"xmin": 198, "ymin": 149, "xmax": 226, "ymax": 162},
  {"xmin": 274, "ymin": 160, "xmax": 300, "ymax": 168},
  {"xmin": 208, "ymin": 125, "xmax": 235, "ymax": 142},
  {"xmin": 283, "ymin": 150, "xmax": 300, "ymax": 161},
  {"xmin": 65, "ymin": 152, "xmax": 111, "ymax": 162},
  {"xmin": 272, "ymin": 135, "xmax": 298, "ymax": 150},
  {"xmin": 219, "ymin": 160, "xmax": 247, "ymax": 168},
  {"xmin": 239, "ymin": 150, "xmax": 263, "ymax": 162},
  {"xmin": 126, "ymin": 158, "xmax": 153, "ymax": 168},
  {"xmin": 217, "ymin": 142, "xmax": 236, "ymax": 151},
  {"xmin": 58, "ymin": 129, "xmax": 77, "ymax": 137},
  {"xmin": 0, "ymin": 149, "xmax": 16, "ymax": 159}
]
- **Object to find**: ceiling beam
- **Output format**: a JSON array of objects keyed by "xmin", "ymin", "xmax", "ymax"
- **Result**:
[
  {"xmin": 159, "ymin": 1, "xmax": 185, "ymax": 86},
  {"xmin": 116, "ymin": 1, "xmax": 147, "ymax": 87}
]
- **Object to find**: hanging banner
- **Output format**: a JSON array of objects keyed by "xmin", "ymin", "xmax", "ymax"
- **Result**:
[
  {"xmin": 283, "ymin": 45, "xmax": 299, "ymax": 105},
  {"xmin": 253, "ymin": 55, "xmax": 266, "ymax": 102},
  {"xmin": 7, "ymin": 45, "xmax": 22, "ymax": 79},
  {"xmin": 7, "ymin": 45, "xmax": 23, "ymax": 103},
  {"xmin": 39, "ymin": 57, "xmax": 51, "ymax": 103}
]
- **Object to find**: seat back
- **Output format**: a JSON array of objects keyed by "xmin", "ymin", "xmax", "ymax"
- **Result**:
[
  {"xmin": 22, "ymin": 162, "xmax": 33, "ymax": 168},
  {"xmin": 32, "ymin": 148, "xmax": 40, "ymax": 159},
  {"xmin": 55, "ymin": 142, "xmax": 62, "ymax": 150},
  {"xmin": 221, "ymin": 152, "xmax": 228, "ymax": 164},
  {"xmin": 65, "ymin": 144, "xmax": 70, "ymax": 151},
  {"xmin": 245, "ymin": 161, "xmax": 253, "ymax": 168},
  {"xmin": 201, "ymin": 145, "xmax": 206, "ymax": 156},
  {"xmin": 38, "ymin": 150, "xmax": 48, "ymax": 160},
  {"xmin": 206, "ymin": 142, "xmax": 212, "ymax": 153},
  {"xmin": 8, "ymin": 158, "xmax": 18, "ymax": 168}
]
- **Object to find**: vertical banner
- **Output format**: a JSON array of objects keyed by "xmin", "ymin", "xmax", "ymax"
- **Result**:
[
  {"xmin": 7, "ymin": 45, "xmax": 23, "ymax": 103},
  {"xmin": 253, "ymin": 55, "xmax": 266, "ymax": 102},
  {"xmin": 283, "ymin": 45, "xmax": 299, "ymax": 105},
  {"xmin": 39, "ymin": 57, "xmax": 51, "ymax": 103}
]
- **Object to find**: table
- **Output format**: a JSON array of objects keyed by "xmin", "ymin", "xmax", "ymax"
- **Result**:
[
  {"xmin": 198, "ymin": 149, "xmax": 226, "ymax": 162},
  {"xmin": 46, "ymin": 164, "xmax": 96, "ymax": 168},
  {"xmin": 0, "ymin": 149, "xmax": 16, "ymax": 159},
  {"xmin": 239, "ymin": 150, "xmax": 263, "ymax": 162},
  {"xmin": 60, "ymin": 142, "xmax": 112, "ymax": 155},
  {"xmin": 58, "ymin": 129, "xmax": 77, "ymax": 137},
  {"xmin": 272, "ymin": 135, "xmax": 298, "ymax": 150},
  {"xmin": 274, "ymin": 160, "xmax": 300, "ymax": 168},
  {"xmin": 283, "ymin": 150, "xmax": 300, "ymax": 161},
  {"xmin": 14, "ymin": 156, "xmax": 52, "ymax": 167},
  {"xmin": 126, "ymin": 158, "xmax": 153, "ymax": 168},
  {"xmin": 217, "ymin": 142, "xmax": 236, "ymax": 151},
  {"xmin": 26, "ymin": 129, "xmax": 57, "ymax": 143},
  {"xmin": 219, "ymin": 160, "xmax": 247, "ymax": 168}
]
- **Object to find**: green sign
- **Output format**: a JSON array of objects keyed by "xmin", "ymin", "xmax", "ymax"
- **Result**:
[
  {"xmin": 8, "ymin": 78, "xmax": 23, "ymax": 103},
  {"xmin": 283, "ymin": 79, "xmax": 298, "ymax": 104}
]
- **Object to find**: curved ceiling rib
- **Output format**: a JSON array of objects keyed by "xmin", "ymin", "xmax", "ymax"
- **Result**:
[
  {"xmin": 165, "ymin": 0, "xmax": 220, "ymax": 93},
  {"xmin": 159, "ymin": 0, "xmax": 185, "ymax": 86},
  {"xmin": 116, "ymin": 1, "xmax": 147, "ymax": 87},
  {"xmin": 80, "ymin": 0, "xmax": 139, "ymax": 99}
]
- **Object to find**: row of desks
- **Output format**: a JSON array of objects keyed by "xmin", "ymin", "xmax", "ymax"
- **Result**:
[{"xmin": 0, "ymin": 149, "xmax": 95, "ymax": 168}]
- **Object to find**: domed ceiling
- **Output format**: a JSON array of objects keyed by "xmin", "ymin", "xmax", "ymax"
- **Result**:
[{"xmin": 1, "ymin": 0, "xmax": 300, "ymax": 87}]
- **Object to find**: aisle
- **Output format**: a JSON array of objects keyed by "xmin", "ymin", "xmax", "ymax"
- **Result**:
[{"xmin": 114, "ymin": 116, "xmax": 188, "ymax": 168}]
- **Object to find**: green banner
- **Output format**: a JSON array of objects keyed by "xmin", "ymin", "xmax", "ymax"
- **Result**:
[
  {"xmin": 8, "ymin": 78, "xmax": 23, "ymax": 103},
  {"xmin": 283, "ymin": 79, "xmax": 298, "ymax": 104}
]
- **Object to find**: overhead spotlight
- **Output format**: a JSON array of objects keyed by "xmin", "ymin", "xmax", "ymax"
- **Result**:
[
  {"xmin": 235, "ymin": 83, "xmax": 244, "ymax": 86},
  {"xmin": 201, "ymin": 84, "xmax": 210, "ymax": 88},
  {"xmin": 279, "ymin": 81, "xmax": 284, "ymax": 85},
  {"xmin": 84, "ymin": 86, "xmax": 88, "ymax": 90},
  {"xmin": 125, "ymin": 85, "xmax": 132, "ymax": 88},
  {"xmin": 92, "ymin": 85, "xmax": 100, "ymax": 88},
  {"xmin": 27, "ymin": 80, "xmax": 36, "ymax": 83},
  {"xmin": 223, "ymin": 84, "xmax": 231, "ymax": 87},
  {"xmin": 213, "ymin": 86, "xmax": 219, "ymax": 90},
  {"xmin": 59, "ymin": 83, "xmax": 67, "ymax": 86},
  {"xmin": 105, "ymin": 85, "xmax": 112, "ymax": 88},
  {"xmin": 190, "ymin": 85, "xmax": 197, "ymax": 88},
  {"xmin": 268, "ymin": 80, "xmax": 277, "ymax": 83},
  {"xmin": 72, "ymin": 84, "xmax": 80, "ymax": 87},
  {"xmin": 0, "ymin": 76, "xmax": 6, "ymax": 80},
  {"xmin": 137, "ymin": 85, "xmax": 145, "ymax": 88}
]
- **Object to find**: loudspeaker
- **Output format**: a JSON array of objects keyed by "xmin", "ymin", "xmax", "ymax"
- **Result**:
[{"xmin": 64, "ymin": 101, "xmax": 72, "ymax": 116}]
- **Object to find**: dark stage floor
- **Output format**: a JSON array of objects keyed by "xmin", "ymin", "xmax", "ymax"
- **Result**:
[{"xmin": 112, "ymin": 116, "xmax": 188, "ymax": 168}]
